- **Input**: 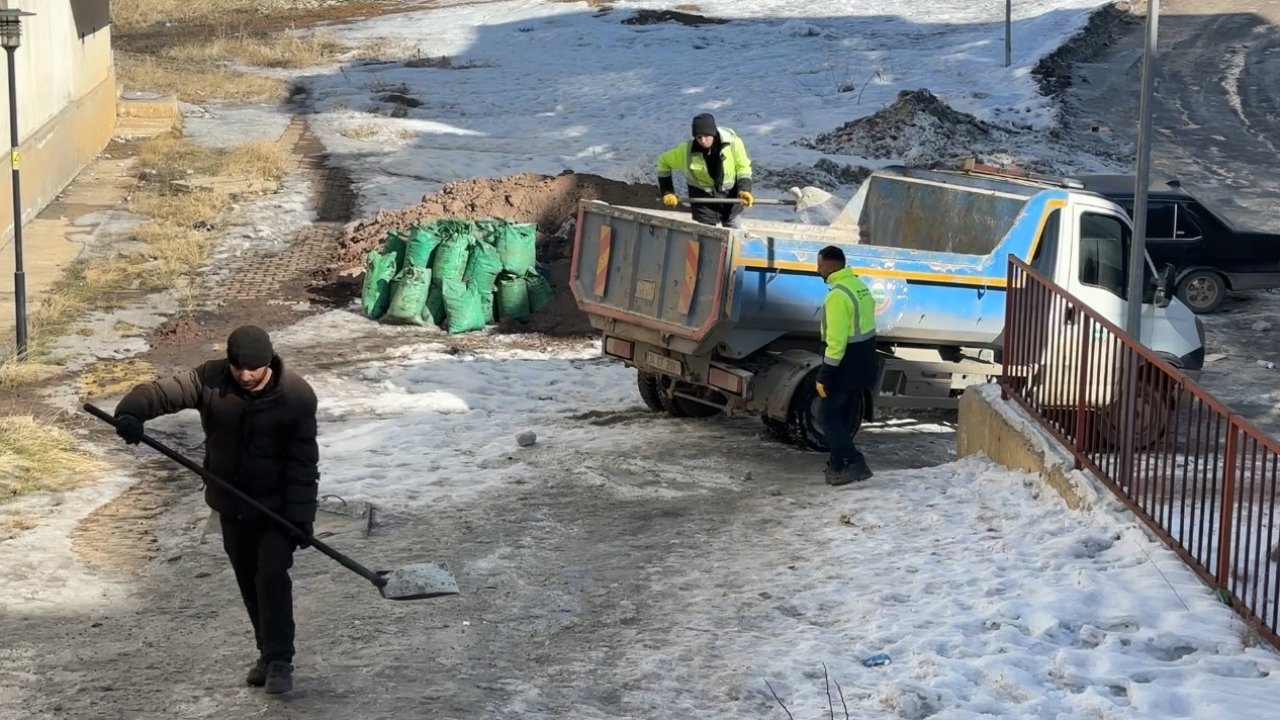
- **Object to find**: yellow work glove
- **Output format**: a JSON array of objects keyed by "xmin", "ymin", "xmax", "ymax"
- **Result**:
[
  {"xmin": 739, "ymin": 191, "xmax": 755, "ymax": 207},
  {"xmin": 815, "ymin": 381, "xmax": 827, "ymax": 399},
  {"xmin": 662, "ymin": 193, "xmax": 679, "ymax": 207}
]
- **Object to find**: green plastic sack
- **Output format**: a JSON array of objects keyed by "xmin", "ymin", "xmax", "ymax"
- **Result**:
[
  {"xmin": 405, "ymin": 224, "xmax": 443, "ymax": 269},
  {"xmin": 383, "ymin": 266, "xmax": 432, "ymax": 325},
  {"xmin": 423, "ymin": 279, "xmax": 446, "ymax": 326},
  {"xmin": 464, "ymin": 240, "xmax": 504, "ymax": 293},
  {"xmin": 496, "ymin": 273, "xmax": 531, "ymax": 321},
  {"xmin": 431, "ymin": 223, "xmax": 474, "ymax": 281},
  {"xmin": 442, "ymin": 278, "xmax": 486, "ymax": 334},
  {"xmin": 382, "ymin": 230, "xmax": 408, "ymax": 270},
  {"xmin": 494, "ymin": 221, "xmax": 537, "ymax": 275},
  {"xmin": 361, "ymin": 250, "xmax": 398, "ymax": 320},
  {"xmin": 480, "ymin": 290, "xmax": 496, "ymax": 325},
  {"xmin": 525, "ymin": 270, "xmax": 554, "ymax": 314}
]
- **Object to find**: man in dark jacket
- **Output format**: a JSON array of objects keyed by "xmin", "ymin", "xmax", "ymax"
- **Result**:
[
  {"xmin": 656, "ymin": 113, "xmax": 755, "ymax": 227},
  {"xmin": 113, "ymin": 325, "xmax": 319, "ymax": 695}
]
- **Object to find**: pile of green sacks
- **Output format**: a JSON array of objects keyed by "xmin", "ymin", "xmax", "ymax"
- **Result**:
[{"xmin": 360, "ymin": 218, "xmax": 555, "ymax": 334}]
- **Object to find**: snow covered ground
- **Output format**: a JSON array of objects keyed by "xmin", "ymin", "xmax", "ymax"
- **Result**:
[
  {"xmin": 8, "ymin": 0, "xmax": 1280, "ymax": 716},
  {"xmin": 297, "ymin": 0, "xmax": 1117, "ymax": 214}
]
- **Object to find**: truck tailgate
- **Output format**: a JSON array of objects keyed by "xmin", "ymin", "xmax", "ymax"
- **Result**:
[{"xmin": 570, "ymin": 201, "xmax": 730, "ymax": 342}]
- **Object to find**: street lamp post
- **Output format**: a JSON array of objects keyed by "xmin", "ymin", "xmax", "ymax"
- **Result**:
[{"xmin": 0, "ymin": 7, "xmax": 32, "ymax": 360}]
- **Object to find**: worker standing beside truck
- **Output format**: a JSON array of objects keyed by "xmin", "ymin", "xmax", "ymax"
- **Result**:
[
  {"xmin": 816, "ymin": 246, "xmax": 877, "ymax": 485},
  {"xmin": 656, "ymin": 113, "xmax": 754, "ymax": 228}
]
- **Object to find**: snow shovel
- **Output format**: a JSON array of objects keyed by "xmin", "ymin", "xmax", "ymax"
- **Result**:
[
  {"xmin": 673, "ymin": 196, "xmax": 798, "ymax": 206},
  {"xmin": 83, "ymin": 403, "xmax": 460, "ymax": 601}
]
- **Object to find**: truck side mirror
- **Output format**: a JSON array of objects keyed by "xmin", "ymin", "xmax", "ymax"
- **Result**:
[{"xmin": 1154, "ymin": 263, "xmax": 1176, "ymax": 308}]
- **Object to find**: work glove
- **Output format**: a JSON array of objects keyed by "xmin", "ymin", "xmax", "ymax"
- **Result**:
[
  {"xmin": 115, "ymin": 414, "xmax": 145, "ymax": 445},
  {"xmin": 291, "ymin": 520, "xmax": 314, "ymax": 548},
  {"xmin": 815, "ymin": 382, "xmax": 828, "ymax": 399},
  {"xmin": 738, "ymin": 190, "xmax": 755, "ymax": 207},
  {"xmin": 662, "ymin": 193, "xmax": 679, "ymax": 207}
]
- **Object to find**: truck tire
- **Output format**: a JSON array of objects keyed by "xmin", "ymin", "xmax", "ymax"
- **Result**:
[
  {"xmin": 1176, "ymin": 270, "xmax": 1227, "ymax": 314},
  {"xmin": 786, "ymin": 370, "xmax": 864, "ymax": 453},
  {"xmin": 761, "ymin": 416, "xmax": 792, "ymax": 444},
  {"xmin": 636, "ymin": 371, "xmax": 664, "ymax": 413}
]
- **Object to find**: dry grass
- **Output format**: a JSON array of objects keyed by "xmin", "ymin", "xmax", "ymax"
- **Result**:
[
  {"xmin": 1, "ymin": 515, "xmax": 38, "ymax": 533},
  {"xmin": 1, "ymin": 135, "xmax": 292, "ymax": 371},
  {"xmin": 112, "ymin": 0, "xmax": 274, "ymax": 31},
  {"xmin": 161, "ymin": 29, "xmax": 348, "ymax": 69},
  {"xmin": 0, "ymin": 415, "xmax": 108, "ymax": 498},
  {"xmin": 116, "ymin": 53, "xmax": 289, "ymax": 103}
]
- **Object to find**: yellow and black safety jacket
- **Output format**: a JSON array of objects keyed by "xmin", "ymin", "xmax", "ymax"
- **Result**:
[
  {"xmin": 821, "ymin": 267, "xmax": 877, "ymax": 368},
  {"xmin": 655, "ymin": 127, "xmax": 753, "ymax": 195}
]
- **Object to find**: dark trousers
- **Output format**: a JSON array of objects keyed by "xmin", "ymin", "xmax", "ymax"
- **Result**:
[
  {"xmin": 819, "ymin": 341, "xmax": 877, "ymax": 471},
  {"xmin": 220, "ymin": 515, "xmax": 297, "ymax": 663},
  {"xmin": 688, "ymin": 185, "xmax": 743, "ymax": 227}
]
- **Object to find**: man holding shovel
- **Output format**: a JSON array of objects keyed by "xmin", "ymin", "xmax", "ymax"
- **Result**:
[
  {"xmin": 656, "ymin": 113, "xmax": 755, "ymax": 228},
  {"xmin": 112, "ymin": 325, "xmax": 319, "ymax": 695}
]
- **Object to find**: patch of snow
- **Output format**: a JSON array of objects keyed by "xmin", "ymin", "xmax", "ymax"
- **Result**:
[
  {"xmin": 180, "ymin": 103, "xmax": 295, "ymax": 149},
  {"xmin": 297, "ymin": 0, "xmax": 1115, "ymax": 215},
  {"xmin": 0, "ymin": 471, "xmax": 137, "ymax": 615}
]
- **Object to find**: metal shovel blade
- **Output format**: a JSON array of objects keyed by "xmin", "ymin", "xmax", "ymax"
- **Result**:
[{"xmin": 377, "ymin": 562, "xmax": 460, "ymax": 600}]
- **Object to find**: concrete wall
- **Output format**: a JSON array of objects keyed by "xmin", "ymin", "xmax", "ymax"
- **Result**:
[
  {"xmin": 0, "ymin": 0, "xmax": 116, "ymax": 242},
  {"xmin": 957, "ymin": 383, "xmax": 1110, "ymax": 511}
]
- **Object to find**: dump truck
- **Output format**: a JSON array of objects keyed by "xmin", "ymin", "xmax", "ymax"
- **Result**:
[{"xmin": 569, "ymin": 164, "xmax": 1206, "ymax": 451}]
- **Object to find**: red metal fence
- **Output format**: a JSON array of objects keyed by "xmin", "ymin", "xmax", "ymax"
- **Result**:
[{"xmin": 1000, "ymin": 257, "xmax": 1280, "ymax": 648}]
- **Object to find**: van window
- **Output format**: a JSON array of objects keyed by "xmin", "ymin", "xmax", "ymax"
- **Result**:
[
  {"xmin": 1079, "ymin": 213, "xmax": 1130, "ymax": 299},
  {"xmin": 1030, "ymin": 209, "xmax": 1060, "ymax": 275}
]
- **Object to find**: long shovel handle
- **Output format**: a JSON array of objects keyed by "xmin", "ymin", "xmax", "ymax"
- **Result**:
[
  {"xmin": 672, "ymin": 196, "xmax": 797, "ymax": 206},
  {"xmin": 83, "ymin": 403, "xmax": 388, "ymax": 590}
]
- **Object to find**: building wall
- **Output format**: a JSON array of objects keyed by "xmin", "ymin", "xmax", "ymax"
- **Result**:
[{"xmin": 0, "ymin": 0, "xmax": 116, "ymax": 242}]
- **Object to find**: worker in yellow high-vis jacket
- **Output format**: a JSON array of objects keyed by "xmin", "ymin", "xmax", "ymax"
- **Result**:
[
  {"xmin": 656, "ymin": 113, "xmax": 754, "ymax": 228},
  {"xmin": 815, "ymin": 245, "xmax": 878, "ymax": 486}
]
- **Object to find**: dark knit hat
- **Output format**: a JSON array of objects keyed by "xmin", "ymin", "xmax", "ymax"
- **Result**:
[
  {"xmin": 691, "ymin": 113, "xmax": 717, "ymax": 138},
  {"xmin": 226, "ymin": 325, "xmax": 274, "ymax": 369}
]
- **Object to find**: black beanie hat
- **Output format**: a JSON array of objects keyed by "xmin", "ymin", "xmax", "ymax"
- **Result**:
[
  {"xmin": 226, "ymin": 325, "xmax": 274, "ymax": 369},
  {"xmin": 691, "ymin": 113, "xmax": 717, "ymax": 138}
]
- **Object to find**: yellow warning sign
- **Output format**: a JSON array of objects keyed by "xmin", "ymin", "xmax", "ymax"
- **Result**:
[{"xmin": 9, "ymin": 149, "xmax": 18, "ymax": 170}]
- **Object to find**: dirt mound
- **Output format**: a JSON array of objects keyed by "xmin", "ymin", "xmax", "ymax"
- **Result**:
[
  {"xmin": 1032, "ymin": 2, "xmax": 1140, "ymax": 98},
  {"xmin": 311, "ymin": 171, "xmax": 662, "ymax": 336},
  {"xmin": 799, "ymin": 89, "xmax": 1018, "ymax": 167},
  {"xmin": 621, "ymin": 9, "xmax": 727, "ymax": 26}
]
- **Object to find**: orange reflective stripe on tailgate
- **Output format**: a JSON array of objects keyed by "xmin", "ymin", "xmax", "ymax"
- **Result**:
[
  {"xmin": 593, "ymin": 225, "xmax": 612, "ymax": 297},
  {"xmin": 677, "ymin": 238, "xmax": 699, "ymax": 315}
]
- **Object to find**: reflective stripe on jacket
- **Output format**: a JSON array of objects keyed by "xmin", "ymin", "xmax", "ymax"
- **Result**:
[
  {"xmin": 655, "ymin": 127, "xmax": 752, "ymax": 193},
  {"xmin": 820, "ymin": 267, "xmax": 877, "ymax": 365}
]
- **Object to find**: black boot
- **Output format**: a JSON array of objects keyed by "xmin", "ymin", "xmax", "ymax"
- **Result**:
[
  {"xmin": 264, "ymin": 661, "xmax": 293, "ymax": 695},
  {"xmin": 246, "ymin": 658, "xmax": 267, "ymax": 687}
]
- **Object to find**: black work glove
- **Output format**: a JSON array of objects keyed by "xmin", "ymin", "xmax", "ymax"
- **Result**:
[
  {"xmin": 115, "ymin": 414, "xmax": 145, "ymax": 445},
  {"xmin": 291, "ymin": 521, "xmax": 314, "ymax": 548}
]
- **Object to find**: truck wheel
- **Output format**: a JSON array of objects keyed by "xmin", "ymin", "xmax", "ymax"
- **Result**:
[
  {"xmin": 761, "ymin": 416, "xmax": 793, "ymax": 444},
  {"xmin": 636, "ymin": 371, "xmax": 664, "ymax": 413},
  {"xmin": 786, "ymin": 371, "xmax": 864, "ymax": 453},
  {"xmin": 1101, "ymin": 379, "xmax": 1173, "ymax": 451},
  {"xmin": 1176, "ymin": 270, "xmax": 1227, "ymax": 314}
]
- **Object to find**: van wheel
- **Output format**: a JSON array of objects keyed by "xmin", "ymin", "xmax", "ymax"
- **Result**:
[
  {"xmin": 636, "ymin": 371, "xmax": 664, "ymax": 412},
  {"xmin": 1177, "ymin": 270, "xmax": 1227, "ymax": 314},
  {"xmin": 787, "ymin": 370, "xmax": 864, "ymax": 453}
]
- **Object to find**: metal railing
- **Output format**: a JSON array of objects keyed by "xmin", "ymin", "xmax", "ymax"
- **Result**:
[{"xmin": 1000, "ymin": 257, "xmax": 1280, "ymax": 649}]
